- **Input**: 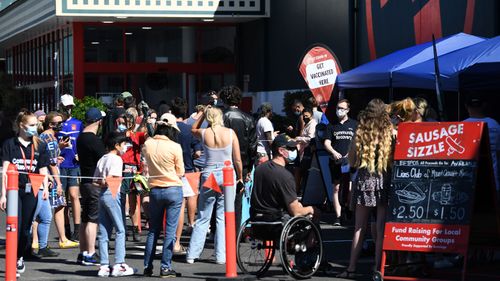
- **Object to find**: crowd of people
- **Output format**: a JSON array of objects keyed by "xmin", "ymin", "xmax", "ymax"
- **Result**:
[{"xmin": 0, "ymin": 84, "xmax": 498, "ymax": 279}]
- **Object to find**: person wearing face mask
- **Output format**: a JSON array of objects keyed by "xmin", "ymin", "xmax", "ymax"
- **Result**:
[
  {"xmin": 1, "ymin": 110, "xmax": 50, "ymax": 277},
  {"xmin": 251, "ymin": 134, "xmax": 318, "ymax": 226},
  {"xmin": 93, "ymin": 132, "xmax": 136, "ymax": 277},
  {"xmin": 119, "ymin": 112, "xmax": 147, "ymax": 242},
  {"xmin": 324, "ymin": 99, "xmax": 357, "ymax": 226},
  {"xmin": 58, "ymin": 94, "xmax": 84, "ymax": 242},
  {"xmin": 34, "ymin": 110, "xmax": 46, "ymax": 135},
  {"xmin": 293, "ymin": 107, "xmax": 318, "ymax": 193},
  {"xmin": 75, "ymin": 108, "xmax": 107, "ymax": 266},
  {"xmin": 32, "ymin": 112, "xmax": 78, "ymax": 259}
]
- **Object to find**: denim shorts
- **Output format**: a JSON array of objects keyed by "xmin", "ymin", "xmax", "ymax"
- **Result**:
[{"xmin": 60, "ymin": 167, "xmax": 80, "ymax": 190}]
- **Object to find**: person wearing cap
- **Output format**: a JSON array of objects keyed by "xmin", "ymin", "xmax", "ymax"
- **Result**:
[
  {"xmin": 75, "ymin": 107, "xmax": 107, "ymax": 266},
  {"xmin": 121, "ymin": 91, "xmax": 136, "ymax": 109},
  {"xmin": 34, "ymin": 110, "xmax": 46, "ymax": 134},
  {"xmin": 250, "ymin": 134, "xmax": 317, "ymax": 225},
  {"xmin": 141, "ymin": 113, "xmax": 184, "ymax": 278},
  {"xmin": 58, "ymin": 94, "xmax": 83, "ymax": 241}
]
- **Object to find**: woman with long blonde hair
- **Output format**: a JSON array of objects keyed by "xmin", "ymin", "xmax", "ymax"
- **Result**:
[
  {"xmin": 338, "ymin": 99, "xmax": 393, "ymax": 278},
  {"xmin": 187, "ymin": 105, "xmax": 243, "ymax": 264}
]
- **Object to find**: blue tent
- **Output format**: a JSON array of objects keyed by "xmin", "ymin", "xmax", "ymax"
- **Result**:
[
  {"xmin": 336, "ymin": 33, "xmax": 484, "ymax": 90},
  {"xmin": 392, "ymin": 35, "xmax": 500, "ymax": 91}
]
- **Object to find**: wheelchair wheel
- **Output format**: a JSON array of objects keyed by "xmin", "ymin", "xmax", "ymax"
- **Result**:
[
  {"xmin": 279, "ymin": 217, "xmax": 323, "ymax": 279},
  {"xmin": 236, "ymin": 220, "xmax": 275, "ymax": 277}
]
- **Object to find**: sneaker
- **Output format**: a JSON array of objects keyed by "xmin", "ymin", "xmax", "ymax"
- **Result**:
[
  {"xmin": 143, "ymin": 266, "xmax": 153, "ymax": 277},
  {"xmin": 160, "ymin": 268, "xmax": 177, "ymax": 278},
  {"xmin": 38, "ymin": 247, "xmax": 60, "ymax": 257},
  {"xmin": 82, "ymin": 253, "xmax": 100, "ymax": 266},
  {"xmin": 111, "ymin": 263, "xmax": 135, "ymax": 277},
  {"xmin": 71, "ymin": 231, "xmax": 80, "ymax": 242},
  {"xmin": 17, "ymin": 258, "xmax": 25, "ymax": 274},
  {"xmin": 98, "ymin": 265, "xmax": 111, "ymax": 277},
  {"xmin": 77, "ymin": 253, "xmax": 84, "ymax": 264},
  {"xmin": 333, "ymin": 218, "xmax": 341, "ymax": 226},
  {"xmin": 186, "ymin": 258, "xmax": 195, "ymax": 264},
  {"xmin": 59, "ymin": 239, "xmax": 79, "ymax": 249}
]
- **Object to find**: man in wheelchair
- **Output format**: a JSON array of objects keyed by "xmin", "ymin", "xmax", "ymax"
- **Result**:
[
  {"xmin": 251, "ymin": 134, "xmax": 318, "ymax": 227},
  {"xmin": 240, "ymin": 134, "xmax": 322, "ymax": 278}
]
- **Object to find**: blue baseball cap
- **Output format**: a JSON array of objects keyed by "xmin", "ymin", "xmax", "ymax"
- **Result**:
[{"xmin": 85, "ymin": 107, "xmax": 106, "ymax": 123}]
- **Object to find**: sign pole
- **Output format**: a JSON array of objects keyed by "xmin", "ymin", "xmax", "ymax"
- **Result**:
[{"xmin": 6, "ymin": 164, "xmax": 19, "ymax": 281}]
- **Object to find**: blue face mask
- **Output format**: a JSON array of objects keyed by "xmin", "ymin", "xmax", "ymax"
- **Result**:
[
  {"xmin": 286, "ymin": 149, "xmax": 298, "ymax": 163},
  {"xmin": 25, "ymin": 125, "xmax": 38, "ymax": 137},
  {"xmin": 117, "ymin": 124, "xmax": 127, "ymax": 132}
]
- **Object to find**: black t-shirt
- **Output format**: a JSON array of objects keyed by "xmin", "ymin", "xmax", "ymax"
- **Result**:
[
  {"xmin": 251, "ymin": 160, "xmax": 297, "ymax": 219},
  {"xmin": 2, "ymin": 137, "xmax": 50, "ymax": 189},
  {"xmin": 76, "ymin": 132, "xmax": 106, "ymax": 184},
  {"xmin": 325, "ymin": 118, "xmax": 357, "ymax": 156}
]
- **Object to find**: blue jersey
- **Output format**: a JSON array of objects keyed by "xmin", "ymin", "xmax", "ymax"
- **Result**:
[{"xmin": 58, "ymin": 117, "xmax": 83, "ymax": 168}]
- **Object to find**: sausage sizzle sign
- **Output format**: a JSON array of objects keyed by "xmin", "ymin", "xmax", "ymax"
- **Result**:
[{"xmin": 384, "ymin": 122, "xmax": 483, "ymax": 253}]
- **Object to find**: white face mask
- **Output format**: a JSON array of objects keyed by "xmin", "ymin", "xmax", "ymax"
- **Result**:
[
  {"xmin": 336, "ymin": 109, "xmax": 348, "ymax": 118},
  {"xmin": 119, "ymin": 144, "xmax": 131, "ymax": 155}
]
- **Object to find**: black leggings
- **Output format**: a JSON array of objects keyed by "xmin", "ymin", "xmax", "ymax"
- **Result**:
[{"xmin": 18, "ymin": 190, "xmax": 38, "ymax": 258}]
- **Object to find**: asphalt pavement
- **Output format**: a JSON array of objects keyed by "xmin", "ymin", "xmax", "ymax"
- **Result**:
[{"xmin": 0, "ymin": 211, "xmax": 377, "ymax": 281}]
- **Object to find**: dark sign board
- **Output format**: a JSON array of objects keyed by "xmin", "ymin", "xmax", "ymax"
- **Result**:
[{"xmin": 382, "ymin": 122, "xmax": 499, "ymax": 280}]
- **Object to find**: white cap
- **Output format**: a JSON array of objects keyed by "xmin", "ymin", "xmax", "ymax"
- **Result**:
[
  {"xmin": 159, "ymin": 113, "xmax": 180, "ymax": 132},
  {"xmin": 60, "ymin": 94, "xmax": 75, "ymax": 106}
]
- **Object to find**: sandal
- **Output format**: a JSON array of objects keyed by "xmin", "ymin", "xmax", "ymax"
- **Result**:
[
  {"xmin": 173, "ymin": 245, "xmax": 187, "ymax": 255},
  {"xmin": 336, "ymin": 270, "xmax": 356, "ymax": 279}
]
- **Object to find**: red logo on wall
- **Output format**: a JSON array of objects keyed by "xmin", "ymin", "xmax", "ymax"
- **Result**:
[
  {"xmin": 299, "ymin": 45, "xmax": 342, "ymax": 111},
  {"xmin": 394, "ymin": 122, "xmax": 483, "ymax": 160}
]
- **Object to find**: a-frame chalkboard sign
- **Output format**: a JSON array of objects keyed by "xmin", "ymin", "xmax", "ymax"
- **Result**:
[{"xmin": 381, "ymin": 122, "xmax": 499, "ymax": 281}]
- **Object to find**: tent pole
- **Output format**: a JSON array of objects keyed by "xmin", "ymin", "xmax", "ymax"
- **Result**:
[{"xmin": 389, "ymin": 73, "xmax": 394, "ymax": 102}]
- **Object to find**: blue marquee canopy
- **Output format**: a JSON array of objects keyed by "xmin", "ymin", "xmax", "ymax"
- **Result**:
[
  {"xmin": 336, "ymin": 33, "xmax": 485, "ymax": 90},
  {"xmin": 392, "ymin": 35, "xmax": 500, "ymax": 91}
]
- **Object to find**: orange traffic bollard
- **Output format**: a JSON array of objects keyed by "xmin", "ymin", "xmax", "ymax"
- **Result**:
[
  {"xmin": 6, "ymin": 164, "xmax": 19, "ymax": 281},
  {"xmin": 222, "ymin": 160, "xmax": 237, "ymax": 278}
]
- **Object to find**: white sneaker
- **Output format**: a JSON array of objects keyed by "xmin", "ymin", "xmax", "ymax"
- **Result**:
[
  {"xmin": 111, "ymin": 263, "xmax": 135, "ymax": 277},
  {"xmin": 17, "ymin": 257, "xmax": 25, "ymax": 274},
  {"xmin": 186, "ymin": 258, "xmax": 195, "ymax": 264},
  {"xmin": 97, "ymin": 265, "xmax": 110, "ymax": 277}
]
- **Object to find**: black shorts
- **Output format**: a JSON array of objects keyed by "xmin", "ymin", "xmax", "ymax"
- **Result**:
[
  {"xmin": 330, "ymin": 162, "xmax": 344, "ymax": 183},
  {"xmin": 80, "ymin": 182, "xmax": 100, "ymax": 223}
]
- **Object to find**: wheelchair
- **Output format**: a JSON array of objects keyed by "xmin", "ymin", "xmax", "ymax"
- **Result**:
[{"xmin": 236, "ymin": 216, "xmax": 323, "ymax": 279}]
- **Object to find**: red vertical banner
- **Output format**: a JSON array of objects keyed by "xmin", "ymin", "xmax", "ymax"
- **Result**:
[{"xmin": 299, "ymin": 44, "xmax": 342, "ymax": 111}]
